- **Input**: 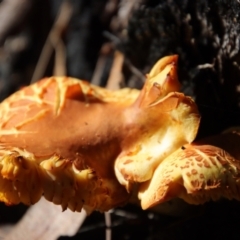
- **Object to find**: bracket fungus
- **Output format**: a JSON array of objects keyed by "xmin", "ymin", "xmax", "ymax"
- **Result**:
[{"xmin": 0, "ymin": 55, "xmax": 203, "ymax": 212}]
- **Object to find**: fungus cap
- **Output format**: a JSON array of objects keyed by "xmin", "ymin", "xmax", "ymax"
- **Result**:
[{"xmin": 139, "ymin": 131, "xmax": 240, "ymax": 209}]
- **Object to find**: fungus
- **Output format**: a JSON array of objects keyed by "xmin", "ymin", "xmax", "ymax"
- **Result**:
[
  {"xmin": 139, "ymin": 131, "xmax": 240, "ymax": 209},
  {"xmin": 0, "ymin": 55, "xmax": 200, "ymax": 212}
]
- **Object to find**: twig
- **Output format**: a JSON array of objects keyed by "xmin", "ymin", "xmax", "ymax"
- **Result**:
[
  {"xmin": 104, "ymin": 31, "xmax": 145, "ymax": 83},
  {"xmin": 31, "ymin": 0, "xmax": 72, "ymax": 83},
  {"xmin": 124, "ymin": 58, "xmax": 145, "ymax": 83},
  {"xmin": 106, "ymin": 50, "xmax": 124, "ymax": 90},
  {"xmin": 53, "ymin": 38, "xmax": 67, "ymax": 76},
  {"xmin": 91, "ymin": 55, "xmax": 107, "ymax": 86},
  {"xmin": 105, "ymin": 211, "xmax": 113, "ymax": 240},
  {"xmin": 103, "ymin": 31, "xmax": 121, "ymax": 45},
  {"xmin": 91, "ymin": 43, "xmax": 113, "ymax": 86}
]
